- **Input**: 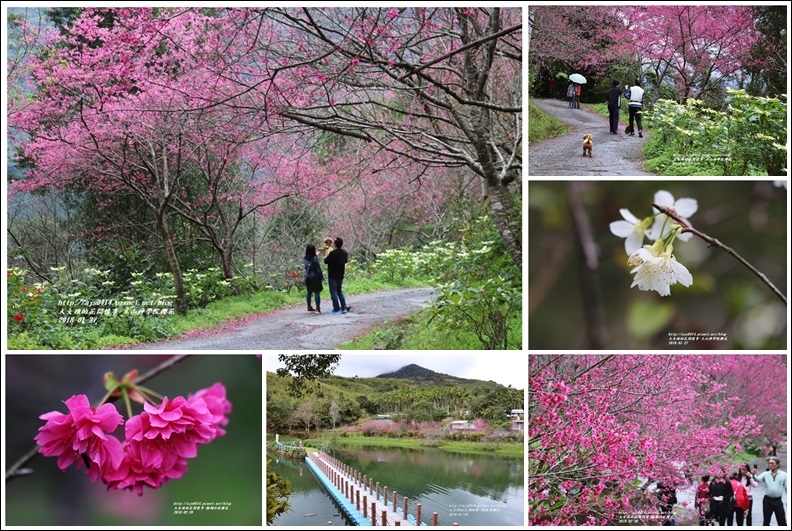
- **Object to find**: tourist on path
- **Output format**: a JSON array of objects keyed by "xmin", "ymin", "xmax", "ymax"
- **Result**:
[
  {"xmin": 709, "ymin": 472, "xmax": 734, "ymax": 527},
  {"xmin": 750, "ymin": 456, "xmax": 787, "ymax": 526},
  {"xmin": 736, "ymin": 463, "xmax": 759, "ymax": 526},
  {"xmin": 324, "ymin": 237, "xmax": 350, "ymax": 314},
  {"xmin": 303, "ymin": 244, "xmax": 324, "ymax": 313}
]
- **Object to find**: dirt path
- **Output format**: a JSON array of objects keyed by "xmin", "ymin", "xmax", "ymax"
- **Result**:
[
  {"xmin": 136, "ymin": 287, "xmax": 437, "ymax": 351},
  {"xmin": 528, "ymin": 98, "xmax": 656, "ymax": 176}
]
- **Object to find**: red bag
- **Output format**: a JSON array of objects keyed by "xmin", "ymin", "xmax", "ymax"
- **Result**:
[{"xmin": 734, "ymin": 482, "xmax": 750, "ymax": 511}]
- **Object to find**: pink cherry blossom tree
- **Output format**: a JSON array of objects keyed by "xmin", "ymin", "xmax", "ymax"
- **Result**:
[
  {"xmin": 616, "ymin": 5, "xmax": 761, "ymax": 105},
  {"xmin": 9, "ymin": 9, "xmax": 327, "ymax": 308},
  {"xmin": 529, "ymin": 354, "xmax": 771, "ymax": 525},
  {"xmin": 529, "ymin": 6, "xmax": 763, "ymax": 106},
  {"xmin": 254, "ymin": 7, "xmax": 522, "ymax": 268}
]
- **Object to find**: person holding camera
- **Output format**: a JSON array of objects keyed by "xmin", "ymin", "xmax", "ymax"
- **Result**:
[{"xmin": 749, "ymin": 456, "xmax": 787, "ymax": 526}]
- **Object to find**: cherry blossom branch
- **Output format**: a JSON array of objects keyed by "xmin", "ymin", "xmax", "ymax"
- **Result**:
[
  {"xmin": 5, "ymin": 355, "xmax": 191, "ymax": 483},
  {"xmin": 652, "ymin": 203, "xmax": 786, "ymax": 305}
]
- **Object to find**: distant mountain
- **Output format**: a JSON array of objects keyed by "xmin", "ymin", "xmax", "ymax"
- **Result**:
[{"xmin": 376, "ymin": 364, "xmax": 478, "ymax": 385}]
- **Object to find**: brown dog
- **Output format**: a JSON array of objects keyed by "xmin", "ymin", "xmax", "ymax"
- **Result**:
[{"xmin": 583, "ymin": 134, "xmax": 593, "ymax": 158}]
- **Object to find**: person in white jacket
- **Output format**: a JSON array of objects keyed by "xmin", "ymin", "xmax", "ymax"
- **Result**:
[{"xmin": 624, "ymin": 78, "xmax": 645, "ymax": 138}]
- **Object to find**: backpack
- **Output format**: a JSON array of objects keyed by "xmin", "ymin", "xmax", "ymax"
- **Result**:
[
  {"xmin": 733, "ymin": 482, "xmax": 749, "ymax": 511},
  {"xmin": 304, "ymin": 258, "xmax": 322, "ymax": 280}
]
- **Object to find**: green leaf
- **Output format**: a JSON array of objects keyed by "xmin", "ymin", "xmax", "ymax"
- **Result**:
[{"xmin": 103, "ymin": 371, "xmax": 119, "ymax": 391}]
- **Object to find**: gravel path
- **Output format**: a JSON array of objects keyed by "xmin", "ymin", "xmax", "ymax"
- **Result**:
[
  {"xmin": 528, "ymin": 98, "xmax": 656, "ymax": 176},
  {"xmin": 135, "ymin": 287, "xmax": 437, "ymax": 351}
]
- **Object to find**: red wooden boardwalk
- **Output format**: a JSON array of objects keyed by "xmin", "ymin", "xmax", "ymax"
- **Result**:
[{"xmin": 307, "ymin": 450, "xmax": 433, "ymax": 526}]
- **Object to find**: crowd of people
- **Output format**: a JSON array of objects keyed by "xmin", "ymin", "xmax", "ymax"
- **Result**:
[{"xmin": 690, "ymin": 456, "xmax": 787, "ymax": 526}]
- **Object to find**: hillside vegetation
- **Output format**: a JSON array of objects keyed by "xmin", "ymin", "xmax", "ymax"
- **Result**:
[{"xmin": 266, "ymin": 364, "xmax": 524, "ymax": 438}]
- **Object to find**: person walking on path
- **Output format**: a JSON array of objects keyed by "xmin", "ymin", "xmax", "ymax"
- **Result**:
[
  {"xmin": 550, "ymin": 76, "xmax": 557, "ymax": 99},
  {"xmin": 574, "ymin": 82, "xmax": 581, "ymax": 109},
  {"xmin": 606, "ymin": 79, "xmax": 622, "ymax": 135},
  {"xmin": 750, "ymin": 456, "xmax": 787, "ymax": 526},
  {"xmin": 303, "ymin": 244, "xmax": 324, "ymax": 313},
  {"xmin": 324, "ymin": 237, "xmax": 350, "ymax": 314},
  {"xmin": 567, "ymin": 82, "xmax": 575, "ymax": 108},
  {"xmin": 624, "ymin": 78, "xmax": 645, "ymax": 138}
]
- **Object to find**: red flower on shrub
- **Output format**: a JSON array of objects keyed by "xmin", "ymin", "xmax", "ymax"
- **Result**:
[{"xmin": 13, "ymin": 313, "xmax": 24, "ymax": 322}]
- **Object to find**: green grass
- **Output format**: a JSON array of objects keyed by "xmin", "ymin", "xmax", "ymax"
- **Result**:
[
  {"xmin": 528, "ymin": 101, "xmax": 569, "ymax": 142},
  {"xmin": 339, "ymin": 311, "xmax": 522, "ymax": 350},
  {"xmin": 642, "ymin": 134, "xmax": 768, "ymax": 176},
  {"xmin": 322, "ymin": 434, "xmax": 524, "ymax": 459}
]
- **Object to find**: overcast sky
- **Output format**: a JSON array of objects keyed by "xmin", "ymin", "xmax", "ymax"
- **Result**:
[{"xmin": 266, "ymin": 353, "xmax": 527, "ymax": 389}]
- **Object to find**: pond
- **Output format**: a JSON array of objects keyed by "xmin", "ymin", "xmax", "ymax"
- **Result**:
[{"xmin": 269, "ymin": 445, "xmax": 524, "ymax": 527}]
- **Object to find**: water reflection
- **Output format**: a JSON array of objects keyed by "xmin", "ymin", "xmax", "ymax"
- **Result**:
[{"xmin": 270, "ymin": 446, "xmax": 524, "ymax": 526}]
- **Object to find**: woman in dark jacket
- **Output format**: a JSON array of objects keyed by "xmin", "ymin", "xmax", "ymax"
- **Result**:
[
  {"xmin": 709, "ymin": 472, "xmax": 734, "ymax": 526},
  {"xmin": 303, "ymin": 244, "xmax": 324, "ymax": 313}
]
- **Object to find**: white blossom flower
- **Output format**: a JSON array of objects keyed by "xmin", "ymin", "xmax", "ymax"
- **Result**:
[
  {"xmin": 650, "ymin": 190, "xmax": 698, "ymax": 243},
  {"xmin": 628, "ymin": 242, "xmax": 693, "ymax": 297},
  {"xmin": 610, "ymin": 208, "xmax": 653, "ymax": 254}
]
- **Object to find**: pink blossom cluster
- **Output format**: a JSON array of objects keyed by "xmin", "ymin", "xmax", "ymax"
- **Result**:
[{"xmin": 35, "ymin": 383, "xmax": 231, "ymax": 495}]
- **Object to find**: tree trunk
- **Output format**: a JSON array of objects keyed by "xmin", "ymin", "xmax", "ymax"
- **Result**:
[
  {"xmin": 157, "ymin": 207, "xmax": 187, "ymax": 314},
  {"xmin": 220, "ymin": 247, "xmax": 240, "ymax": 295}
]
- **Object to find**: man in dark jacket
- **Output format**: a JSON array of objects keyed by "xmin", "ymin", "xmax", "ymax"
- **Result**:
[
  {"xmin": 606, "ymin": 79, "xmax": 622, "ymax": 135},
  {"xmin": 324, "ymin": 237, "xmax": 350, "ymax": 314}
]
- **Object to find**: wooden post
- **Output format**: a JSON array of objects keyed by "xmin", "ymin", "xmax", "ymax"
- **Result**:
[
  {"xmin": 403, "ymin": 497, "xmax": 408, "ymax": 519},
  {"xmin": 376, "ymin": 482, "xmax": 380, "ymax": 502},
  {"xmin": 395, "ymin": 521, "xmax": 401, "ymax": 526},
  {"xmin": 371, "ymin": 502, "xmax": 376, "ymax": 526},
  {"xmin": 363, "ymin": 495, "xmax": 368, "ymax": 518},
  {"xmin": 381, "ymin": 509, "xmax": 387, "ymax": 526},
  {"xmin": 393, "ymin": 491, "xmax": 397, "ymax": 513},
  {"xmin": 383, "ymin": 486, "xmax": 388, "ymax": 508},
  {"xmin": 364, "ymin": 474, "xmax": 367, "ymax": 491},
  {"xmin": 356, "ymin": 490, "xmax": 360, "ymax": 511},
  {"xmin": 432, "ymin": 512, "xmax": 439, "ymax": 526},
  {"xmin": 369, "ymin": 477, "xmax": 373, "ymax": 495},
  {"xmin": 416, "ymin": 504, "xmax": 422, "ymax": 526}
]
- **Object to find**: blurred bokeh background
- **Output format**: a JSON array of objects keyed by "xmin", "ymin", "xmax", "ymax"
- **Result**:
[
  {"xmin": 4, "ymin": 354, "xmax": 262, "ymax": 526},
  {"xmin": 529, "ymin": 181, "xmax": 788, "ymax": 350}
]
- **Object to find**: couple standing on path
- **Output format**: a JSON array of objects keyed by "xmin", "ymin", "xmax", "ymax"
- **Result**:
[
  {"xmin": 607, "ymin": 78, "xmax": 644, "ymax": 137},
  {"xmin": 303, "ymin": 236, "xmax": 351, "ymax": 315}
]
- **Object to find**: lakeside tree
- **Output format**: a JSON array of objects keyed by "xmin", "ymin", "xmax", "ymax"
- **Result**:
[
  {"xmin": 293, "ymin": 401, "xmax": 319, "ymax": 438},
  {"xmin": 329, "ymin": 400, "xmax": 340, "ymax": 429}
]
